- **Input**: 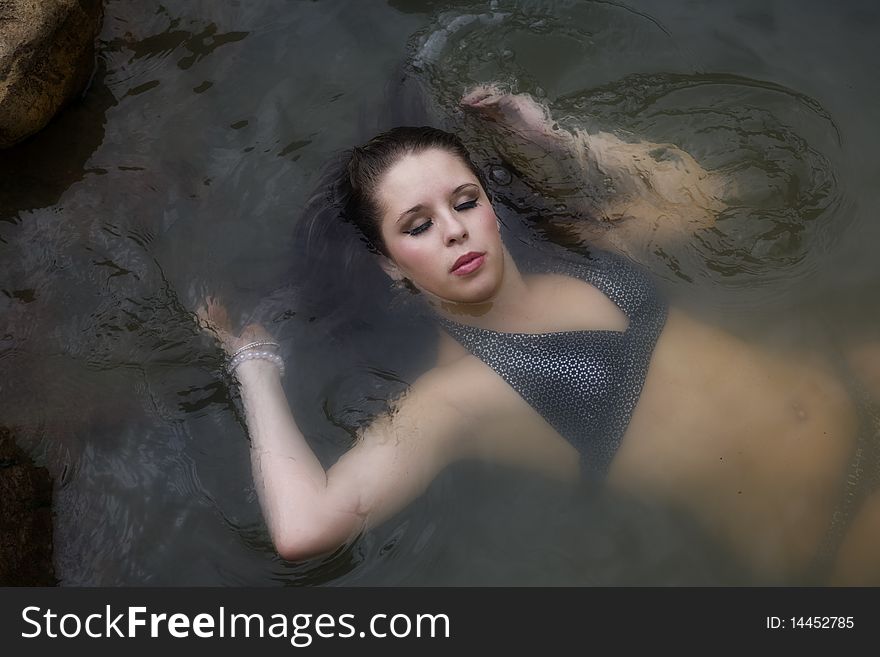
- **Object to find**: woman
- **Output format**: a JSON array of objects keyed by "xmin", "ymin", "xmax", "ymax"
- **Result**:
[{"xmin": 197, "ymin": 121, "xmax": 880, "ymax": 585}]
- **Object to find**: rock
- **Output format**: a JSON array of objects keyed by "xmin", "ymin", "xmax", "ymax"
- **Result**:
[
  {"xmin": 0, "ymin": 426, "xmax": 55, "ymax": 585},
  {"xmin": 0, "ymin": 0, "xmax": 104, "ymax": 148}
]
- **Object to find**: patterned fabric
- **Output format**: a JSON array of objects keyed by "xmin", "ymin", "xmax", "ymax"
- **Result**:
[{"xmin": 439, "ymin": 248, "xmax": 668, "ymax": 476}]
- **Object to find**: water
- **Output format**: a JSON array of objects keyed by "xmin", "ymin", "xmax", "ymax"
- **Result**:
[{"xmin": 1, "ymin": 0, "xmax": 878, "ymax": 585}]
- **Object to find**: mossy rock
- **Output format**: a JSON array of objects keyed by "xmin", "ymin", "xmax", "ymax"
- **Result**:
[{"xmin": 0, "ymin": 0, "xmax": 104, "ymax": 148}]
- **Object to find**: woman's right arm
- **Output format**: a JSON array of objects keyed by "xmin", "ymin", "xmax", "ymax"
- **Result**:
[
  {"xmin": 235, "ymin": 356, "xmax": 467, "ymax": 562},
  {"xmin": 197, "ymin": 297, "xmax": 468, "ymax": 561}
]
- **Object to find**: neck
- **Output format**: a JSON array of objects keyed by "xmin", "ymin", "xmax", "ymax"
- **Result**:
[{"xmin": 431, "ymin": 248, "xmax": 533, "ymax": 331}]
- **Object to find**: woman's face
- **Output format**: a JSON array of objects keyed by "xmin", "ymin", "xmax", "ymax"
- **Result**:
[{"xmin": 376, "ymin": 148, "xmax": 505, "ymax": 305}]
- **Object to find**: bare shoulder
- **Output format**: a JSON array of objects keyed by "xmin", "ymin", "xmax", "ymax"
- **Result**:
[
  {"xmin": 400, "ymin": 354, "xmax": 508, "ymax": 431},
  {"xmin": 331, "ymin": 334, "xmax": 578, "ymax": 530},
  {"xmin": 326, "ymin": 363, "xmax": 478, "ymax": 529}
]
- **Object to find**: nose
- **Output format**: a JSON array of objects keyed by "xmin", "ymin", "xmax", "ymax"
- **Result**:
[{"xmin": 441, "ymin": 211, "xmax": 468, "ymax": 246}]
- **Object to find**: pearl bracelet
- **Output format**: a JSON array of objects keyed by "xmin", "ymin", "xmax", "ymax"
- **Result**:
[
  {"xmin": 228, "ymin": 349, "xmax": 286, "ymax": 377},
  {"xmin": 229, "ymin": 340, "xmax": 280, "ymax": 360}
]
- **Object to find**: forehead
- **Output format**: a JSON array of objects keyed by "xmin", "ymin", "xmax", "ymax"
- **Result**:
[{"xmin": 377, "ymin": 149, "xmax": 478, "ymax": 208}]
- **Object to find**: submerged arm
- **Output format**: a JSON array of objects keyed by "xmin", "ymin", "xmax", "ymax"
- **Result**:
[
  {"xmin": 197, "ymin": 297, "xmax": 465, "ymax": 561},
  {"xmin": 462, "ymin": 84, "xmax": 725, "ymax": 248},
  {"xmin": 236, "ymin": 359, "xmax": 350, "ymax": 560},
  {"xmin": 236, "ymin": 353, "xmax": 464, "ymax": 562},
  {"xmin": 241, "ymin": 363, "xmax": 465, "ymax": 560}
]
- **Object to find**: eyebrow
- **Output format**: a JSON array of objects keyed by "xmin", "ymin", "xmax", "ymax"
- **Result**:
[{"xmin": 396, "ymin": 183, "xmax": 479, "ymax": 223}]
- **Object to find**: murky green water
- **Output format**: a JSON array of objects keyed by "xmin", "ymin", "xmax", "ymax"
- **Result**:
[{"xmin": 1, "ymin": 0, "xmax": 878, "ymax": 585}]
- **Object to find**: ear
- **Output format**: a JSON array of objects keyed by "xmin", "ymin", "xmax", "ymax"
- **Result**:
[{"xmin": 378, "ymin": 255, "xmax": 404, "ymax": 281}]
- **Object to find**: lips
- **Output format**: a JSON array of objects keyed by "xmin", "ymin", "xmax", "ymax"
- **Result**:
[{"xmin": 451, "ymin": 251, "xmax": 486, "ymax": 275}]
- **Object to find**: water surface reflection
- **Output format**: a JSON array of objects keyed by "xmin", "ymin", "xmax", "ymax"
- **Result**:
[{"xmin": 1, "ymin": 0, "xmax": 877, "ymax": 585}]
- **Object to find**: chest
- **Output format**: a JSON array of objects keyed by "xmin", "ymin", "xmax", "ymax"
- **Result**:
[
  {"xmin": 445, "ymin": 353, "xmax": 583, "ymax": 482},
  {"xmin": 437, "ymin": 274, "xmax": 629, "ymax": 364},
  {"xmin": 437, "ymin": 299, "xmax": 639, "ymax": 479},
  {"xmin": 438, "ymin": 256, "xmax": 666, "ymax": 473}
]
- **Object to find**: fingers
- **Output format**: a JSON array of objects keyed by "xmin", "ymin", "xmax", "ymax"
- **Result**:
[
  {"xmin": 195, "ymin": 301, "xmax": 211, "ymax": 326},
  {"xmin": 461, "ymin": 83, "xmax": 543, "ymax": 125},
  {"xmin": 461, "ymin": 82, "xmax": 506, "ymax": 107},
  {"xmin": 196, "ymin": 295, "xmax": 231, "ymax": 331},
  {"xmin": 194, "ymin": 294, "xmax": 236, "ymax": 350},
  {"xmin": 195, "ymin": 307, "xmax": 215, "ymax": 337},
  {"xmin": 193, "ymin": 293, "xmax": 277, "ymax": 356}
]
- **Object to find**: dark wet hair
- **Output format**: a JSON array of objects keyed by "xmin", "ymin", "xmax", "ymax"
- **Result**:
[{"xmin": 339, "ymin": 126, "xmax": 491, "ymax": 256}]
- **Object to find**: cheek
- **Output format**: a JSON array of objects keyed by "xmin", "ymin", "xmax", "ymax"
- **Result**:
[
  {"xmin": 478, "ymin": 205, "xmax": 498, "ymax": 225},
  {"xmin": 476, "ymin": 210, "xmax": 501, "ymax": 240},
  {"xmin": 387, "ymin": 240, "xmax": 438, "ymax": 278}
]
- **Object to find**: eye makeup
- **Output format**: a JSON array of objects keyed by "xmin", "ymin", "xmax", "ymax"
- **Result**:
[{"xmin": 403, "ymin": 198, "xmax": 480, "ymax": 236}]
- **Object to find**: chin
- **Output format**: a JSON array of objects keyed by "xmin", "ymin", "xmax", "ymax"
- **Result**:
[
  {"xmin": 445, "ymin": 293, "xmax": 493, "ymax": 305},
  {"xmin": 417, "ymin": 257, "xmax": 504, "ymax": 305},
  {"xmin": 443, "ymin": 278, "xmax": 502, "ymax": 305}
]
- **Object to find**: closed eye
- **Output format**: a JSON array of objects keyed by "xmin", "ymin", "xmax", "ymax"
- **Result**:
[
  {"xmin": 405, "ymin": 200, "xmax": 479, "ymax": 236},
  {"xmin": 406, "ymin": 219, "xmax": 433, "ymax": 236}
]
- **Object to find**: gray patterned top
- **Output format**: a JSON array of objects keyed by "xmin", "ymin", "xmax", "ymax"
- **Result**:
[{"xmin": 439, "ymin": 248, "xmax": 668, "ymax": 477}]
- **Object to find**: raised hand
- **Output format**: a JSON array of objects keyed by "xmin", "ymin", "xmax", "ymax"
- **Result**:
[
  {"xmin": 461, "ymin": 83, "xmax": 564, "ymax": 143},
  {"xmin": 196, "ymin": 295, "xmax": 274, "ymax": 357}
]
